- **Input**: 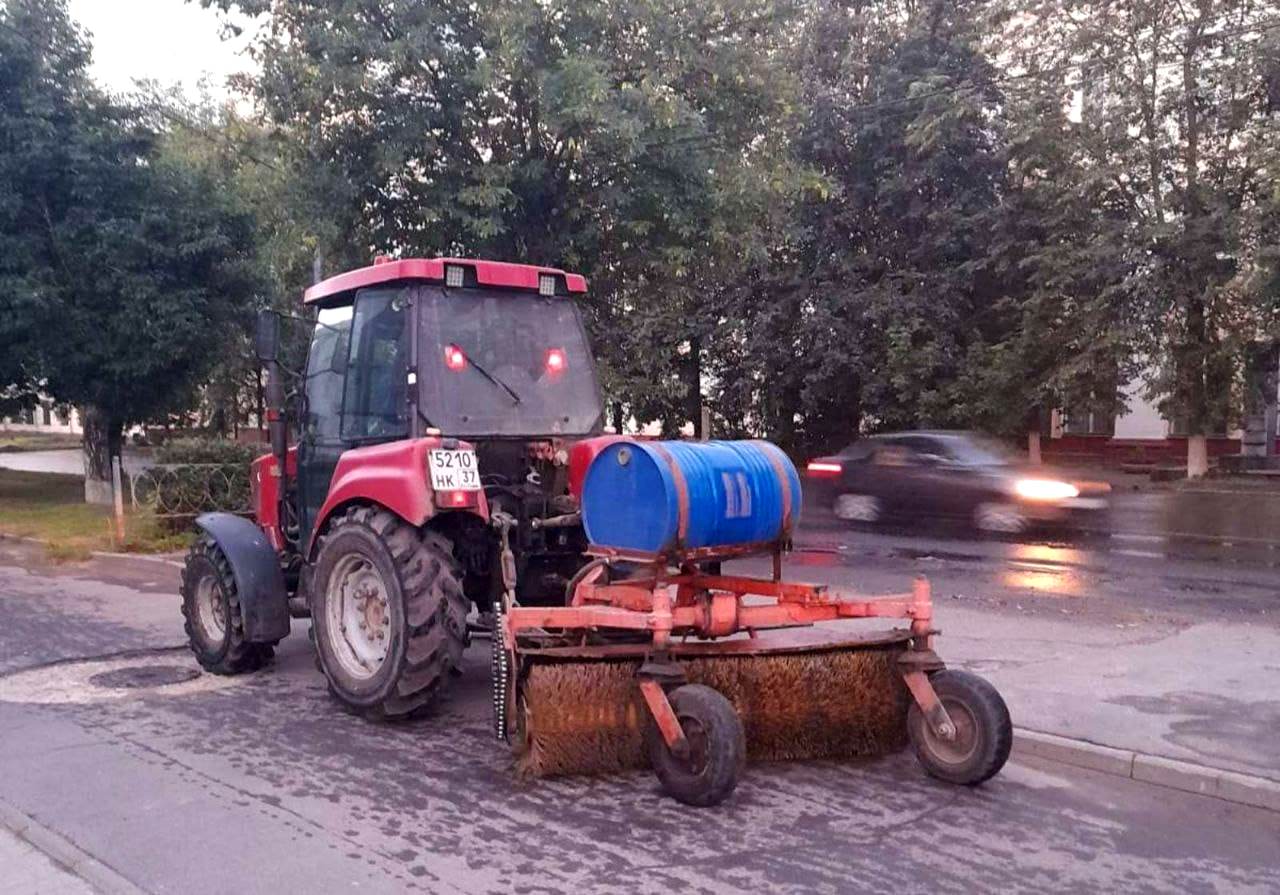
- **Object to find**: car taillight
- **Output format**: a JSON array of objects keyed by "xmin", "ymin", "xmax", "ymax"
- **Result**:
[
  {"xmin": 444, "ymin": 344, "xmax": 466, "ymax": 371},
  {"xmin": 439, "ymin": 489, "xmax": 476, "ymax": 508},
  {"xmin": 545, "ymin": 348, "xmax": 566, "ymax": 374},
  {"xmin": 806, "ymin": 461, "xmax": 843, "ymax": 476}
]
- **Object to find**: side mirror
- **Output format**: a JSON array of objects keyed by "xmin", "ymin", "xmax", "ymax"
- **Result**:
[{"xmin": 255, "ymin": 309, "xmax": 280, "ymax": 363}]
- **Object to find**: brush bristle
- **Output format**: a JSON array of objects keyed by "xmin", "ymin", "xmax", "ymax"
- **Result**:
[{"xmin": 514, "ymin": 645, "xmax": 910, "ymax": 777}]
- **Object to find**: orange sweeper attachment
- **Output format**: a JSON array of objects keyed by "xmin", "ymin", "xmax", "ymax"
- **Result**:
[{"xmin": 493, "ymin": 439, "xmax": 1012, "ymax": 806}]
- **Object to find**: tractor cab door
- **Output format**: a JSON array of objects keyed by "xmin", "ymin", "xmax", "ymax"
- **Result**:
[
  {"xmin": 297, "ymin": 288, "xmax": 411, "ymax": 548},
  {"xmin": 298, "ymin": 304, "xmax": 353, "ymax": 547}
]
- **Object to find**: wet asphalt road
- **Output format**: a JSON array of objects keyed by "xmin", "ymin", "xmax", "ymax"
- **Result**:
[
  {"xmin": 789, "ymin": 487, "xmax": 1280, "ymax": 624},
  {"xmin": 0, "ymin": 544, "xmax": 1278, "ymax": 893}
]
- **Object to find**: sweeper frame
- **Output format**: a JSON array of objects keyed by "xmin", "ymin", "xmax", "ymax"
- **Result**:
[{"xmin": 497, "ymin": 525, "xmax": 1013, "ymax": 807}]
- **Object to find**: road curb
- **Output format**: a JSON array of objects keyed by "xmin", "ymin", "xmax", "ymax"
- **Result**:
[
  {"xmin": 0, "ymin": 798, "xmax": 147, "ymax": 895},
  {"xmin": 1013, "ymin": 728, "xmax": 1280, "ymax": 813},
  {"xmin": 0, "ymin": 532, "xmax": 183, "ymax": 568},
  {"xmin": 89, "ymin": 550, "xmax": 184, "ymax": 568}
]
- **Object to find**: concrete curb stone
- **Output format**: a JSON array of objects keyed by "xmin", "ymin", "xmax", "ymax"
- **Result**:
[
  {"xmin": 0, "ymin": 532, "xmax": 183, "ymax": 568},
  {"xmin": 0, "ymin": 798, "xmax": 147, "ymax": 895},
  {"xmin": 1014, "ymin": 728, "xmax": 1280, "ymax": 813}
]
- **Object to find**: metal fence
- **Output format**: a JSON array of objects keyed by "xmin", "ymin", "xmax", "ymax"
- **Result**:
[{"xmin": 126, "ymin": 463, "xmax": 253, "ymax": 519}]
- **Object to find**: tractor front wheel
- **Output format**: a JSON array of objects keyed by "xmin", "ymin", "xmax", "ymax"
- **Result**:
[
  {"xmin": 180, "ymin": 536, "xmax": 274, "ymax": 675},
  {"xmin": 311, "ymin": 507, "xmax": 468, "ymax": 721}
]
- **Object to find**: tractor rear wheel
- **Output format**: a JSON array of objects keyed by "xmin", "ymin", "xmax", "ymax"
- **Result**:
[
  {"xmin": 180, "ymin": 536, "xmax": 274, "ymax": 675},
  {"xmin": 311, "ymin": 507, "xmax": 468, "ymax": 721}
]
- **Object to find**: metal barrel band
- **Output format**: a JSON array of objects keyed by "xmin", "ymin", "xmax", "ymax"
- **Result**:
[
  {"xmin": 648, "ymin": 442, "xmax": 691, "ymax": 546},
  {"xmin": 751, "ymin": 439, "xmax": 794, "ymax": 537}
]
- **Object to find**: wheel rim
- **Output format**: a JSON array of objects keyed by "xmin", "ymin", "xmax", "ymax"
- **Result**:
[
  {"xmin": 834, "ymin": 494, "xmax": 880, "ymax": 522},
  {"xmin": 193, "ymin": 572, "xmax": 227, "ymax": 646},
  {"xmin": 325, "ymin": 553, "xmax": 392, "ymax": 680},
  {"xmin": 976, "ymin": 503, "xmax": 1025, "ymax": 533},
  {"xmin": 919, "ymin": 698, "xmax": 980, "ymax": 767},
  {"xmin": 672, "ymin": 715, "xmax": 710, "ymax": 775}
]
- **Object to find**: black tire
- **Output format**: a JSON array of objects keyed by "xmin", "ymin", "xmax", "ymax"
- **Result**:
[
  {"xmin": 907, "ymin": 670, "xmax": 1012, "ymax": 785},
  {"xmin": 310, "ymin": 507, "xmax": 468, "ymax": 721},
  {"xmin": 645, "ymin": 684, "xmax": 746, "ymax": 807},
  {"xmin": 180, "ymin": 536, "xmax": 274, "ymax": 675}
]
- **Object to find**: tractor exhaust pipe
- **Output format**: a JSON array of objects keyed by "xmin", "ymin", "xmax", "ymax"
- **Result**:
[{"xmin": 256, "ymin": 309, "xmax": 288, "ymax": 476}]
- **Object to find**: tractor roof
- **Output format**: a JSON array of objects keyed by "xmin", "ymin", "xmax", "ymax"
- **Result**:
[{"xmin": 303, "ymin": 257, "xmax": 588, "ymax": 305}]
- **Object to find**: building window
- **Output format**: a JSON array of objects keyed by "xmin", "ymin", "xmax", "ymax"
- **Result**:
[{"xmin": 1061, "ymin": 408, "xmax": 1116, "ymax": 436}]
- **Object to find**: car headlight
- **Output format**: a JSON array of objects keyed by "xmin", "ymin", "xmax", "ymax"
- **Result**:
[{"xmin": 1014, "ymin": 478, "xmax": 1079, "ymax": 501}]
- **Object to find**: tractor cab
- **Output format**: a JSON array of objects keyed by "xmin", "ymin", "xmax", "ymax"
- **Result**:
[{"xmin": 294, "ymin": 258, "xmax": 604, "ymax": 554}]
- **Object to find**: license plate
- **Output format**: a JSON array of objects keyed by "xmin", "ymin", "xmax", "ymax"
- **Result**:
[{"xmin": 427, "ymin": 449, "xmax": 481, "ymax": 492}]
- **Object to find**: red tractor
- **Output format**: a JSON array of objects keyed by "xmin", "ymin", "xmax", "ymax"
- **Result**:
[{"xmin": 180, "ymin": 257, "xmax": 607, "ymax": 719}]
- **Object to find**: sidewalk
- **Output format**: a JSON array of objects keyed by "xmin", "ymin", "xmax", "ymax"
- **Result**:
[
  {"xmin": 936, "ymin": 607, "xmax": 1280, "ymax": 782},
  {"xmin": 734, "ymin": 550, "xmax": 1280, "ymax": 804}
]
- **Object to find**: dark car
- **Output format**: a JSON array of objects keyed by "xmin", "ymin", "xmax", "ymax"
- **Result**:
[{"xmin": 805, "ymin": 431, "xmax": 1111, "ymax": 533}]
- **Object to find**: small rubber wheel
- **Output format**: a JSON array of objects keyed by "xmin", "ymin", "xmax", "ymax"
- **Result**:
[
  {"xmin": 180, "ymin": 536, "xmax": 274, "ymax": 675},
  {"xmin": 908, "ymin": 670, "xmax": 1012, "ymax": 785},
  {"xmin": 645, "ymin": 684, "xmax": 746, "ymax": 807}
]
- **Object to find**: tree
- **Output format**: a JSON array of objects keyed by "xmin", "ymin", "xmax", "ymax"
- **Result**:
[
  {"xmin": 204, "ymin": 0, "xmax": 802, "ymax": 436},
  {"xmin": 1005, "ymin": 1, "xmax": 1280, "ymax": 475},
  {"xmin": 0, "ymin": 0, "xmax": 261, "ymax": 499},
  {"xmin": 710, "ymin": 0, "xmax": 1012, "ymax": 457}
]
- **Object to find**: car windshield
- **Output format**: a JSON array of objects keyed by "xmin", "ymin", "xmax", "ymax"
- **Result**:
[
  {"xmin": 416, "ymin": 286, "xmax": 603, "ymax": 437},
  {"xmin": 943, "ymin": 434, "xmax": 1015, "ymax": 467}
]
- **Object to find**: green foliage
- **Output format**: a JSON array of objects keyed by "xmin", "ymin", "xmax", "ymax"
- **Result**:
[
  {"xmin": 154, "ymin": 437, "xmax": 265, "ymax": 466},
  {"xmin": 0, "ymin": 0, "xmax": 265, "ymax": 479},
  {"xmin": 993, "ymin": 1, "xmax": 1280, "ymax": 436},
  {"xmin": 146, "ymin": 439, "xmax": 263, "ymax": 529},
  {"xmin": 710, "ymin": 0, "xmax": 1014, "ymax": 454},
  {"xmin": 8, "ymin": 0, "xmax": 1278, "ymax": 464},
  {"xmin": 202, "ymin": 0, "xmax": 805, "ymax": 436}
]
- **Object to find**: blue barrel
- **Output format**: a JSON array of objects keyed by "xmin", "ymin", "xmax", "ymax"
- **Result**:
[{"xmin": 580, "ymin": 440, "xmax": 802, "ymax": 556}]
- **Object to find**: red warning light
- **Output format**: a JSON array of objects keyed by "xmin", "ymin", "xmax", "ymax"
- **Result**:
[
  {"xmin": 545, "ymin": 348, "xmax": 567, "ymax": 374},
  {"xmin": 444, "ymin": 344, "xmax": 467, "ymax": 371}
]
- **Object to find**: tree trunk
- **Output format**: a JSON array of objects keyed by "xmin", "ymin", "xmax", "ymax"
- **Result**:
[
  {"xmin": 82, "ymin": 405, "xmax": 122, "ymax": 505},
  {"xmin": 1186, "ymin": 434, "xmax": 1209, "ymax": 479},
  {"xmin": 1027, "ymin": 431, "xmax": 1042, "ymax": 465},
  {"xmin": 684, "ymin": 335, "xmax": 703, "ymax": 438}
]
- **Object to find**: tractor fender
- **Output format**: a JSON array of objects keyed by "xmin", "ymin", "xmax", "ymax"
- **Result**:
[
  {"xmin": 306, "ymin": 437, "xmax": 489, "ymax": 558},
  {"xmin": 194, "ymin": 512, "xmax": 290, "ymax": 643}
]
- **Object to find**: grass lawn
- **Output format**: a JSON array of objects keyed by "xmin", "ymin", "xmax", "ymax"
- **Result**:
[
  {"xmin": 0, "ymin": 469, "xmax": 191, "ymax": 560},
  {"xmin": 0, "ymin": 432, "xmax": 83, "ymax": 452}
]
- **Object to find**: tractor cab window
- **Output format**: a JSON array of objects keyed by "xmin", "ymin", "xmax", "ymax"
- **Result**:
[
  {"xmin": 341, "ymin": 288, "xmax": 409, "ymax": 440},
  {"xmin": 304, "ymin": 305, "xmax": 354, "ymax": 442},
  {"xmin": 416, "ymin": 285, "xmax": 603, "ymax": 437}
]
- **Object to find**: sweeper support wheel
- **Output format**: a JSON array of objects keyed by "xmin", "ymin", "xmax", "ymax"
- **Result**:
[
  {"xmin": 906, "ymin": 669, "xmax": 1011, "ymax": 785},
  {"xmin": 643, "ymin": 683, "xmax": 746, "ymax": 807}
]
